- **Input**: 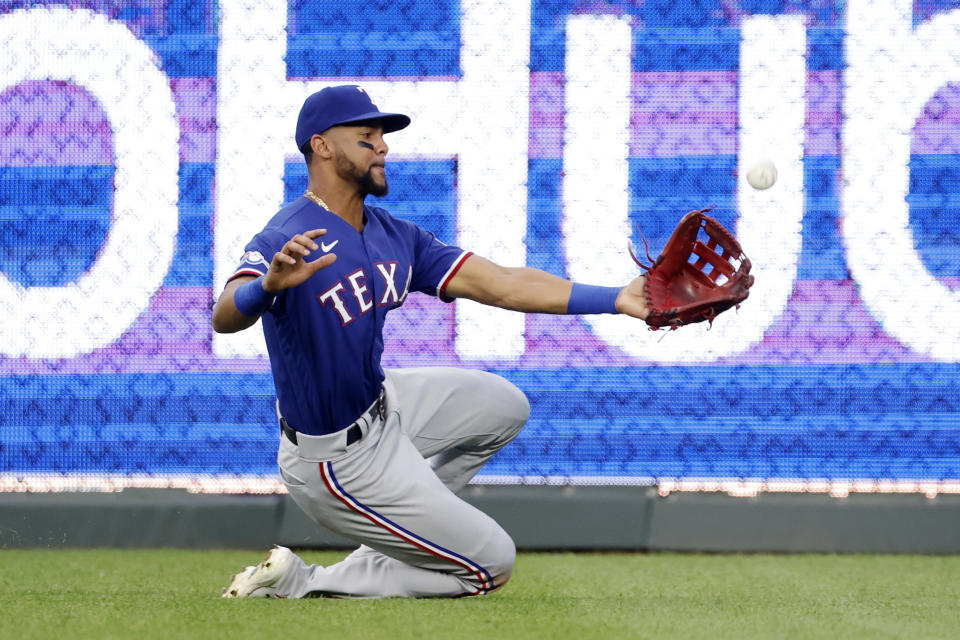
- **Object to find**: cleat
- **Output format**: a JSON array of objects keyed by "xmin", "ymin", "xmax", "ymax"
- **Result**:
[
  {"xmin": 222, "ymin": 566, "xmax": 256, "ymax": 598},
  {"xmin": 221, "ymin": 546, "xmax": 295, "ymax": 598}
]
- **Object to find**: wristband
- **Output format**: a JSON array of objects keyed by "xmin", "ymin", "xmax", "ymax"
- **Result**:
[
  {"xmin": 234, "ymin": 277, "xmax": 274, "ymax": 317},
  {"xmin": 566, "ymin": 283, "xmax": 621, "ymax": 315}
]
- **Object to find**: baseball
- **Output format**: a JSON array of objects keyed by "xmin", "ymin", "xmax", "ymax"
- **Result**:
[{"xmin": 746, "ymin": 160, "xmax": 777, "ymax": 190}]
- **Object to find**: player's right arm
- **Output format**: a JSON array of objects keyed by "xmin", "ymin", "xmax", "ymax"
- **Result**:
[{"xmin": 212, "ymin": 229, "xmax": 337, "ymax": 333}]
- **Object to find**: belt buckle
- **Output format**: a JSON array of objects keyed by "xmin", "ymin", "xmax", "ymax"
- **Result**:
[
  {"xmin": 376, "ymin": 391, "xmax": 386, "ymax": 421},
  {"xmin": 366, "ymin": 390, "xmax": 385, "ymax": 423}
]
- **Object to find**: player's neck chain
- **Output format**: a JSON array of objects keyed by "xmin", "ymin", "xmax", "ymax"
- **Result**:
[{"xmin": 304, "ymin": 190, "xmax": 332, "ymax": 211}]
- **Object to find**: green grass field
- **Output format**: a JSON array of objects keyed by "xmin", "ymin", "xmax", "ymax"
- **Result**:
[{"xmin": 2, "ymin": 550, "xmax": 958, "ymax": 639}]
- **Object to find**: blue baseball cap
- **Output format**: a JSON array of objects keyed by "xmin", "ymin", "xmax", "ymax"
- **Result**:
[{"xmin": 295, "ymin": 85, "xmax": 411, "ymax": 150}]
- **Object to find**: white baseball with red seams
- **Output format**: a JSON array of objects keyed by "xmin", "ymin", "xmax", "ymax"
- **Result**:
[{"xmin": 746, "ymin": 159, "xmax": 778, "ymax": 190}]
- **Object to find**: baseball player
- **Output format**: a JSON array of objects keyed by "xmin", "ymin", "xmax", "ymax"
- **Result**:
[{"xmin": 214, "ymin": 85, "xmax": 751, "ymax": 599}]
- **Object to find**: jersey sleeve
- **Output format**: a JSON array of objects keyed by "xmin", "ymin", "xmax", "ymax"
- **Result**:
[
  {"xmin": 409, "ymin": 227, "xmax": 472, "ymax": 303},
  {"xmin": 226, "ymin": 229, "xmax": 286, "ymax": 283}
]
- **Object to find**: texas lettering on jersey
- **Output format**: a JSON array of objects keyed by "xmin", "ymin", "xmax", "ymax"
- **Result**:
[{"xmin": 317, "ymin": 261, "xmax": 414, "ymax": 325}]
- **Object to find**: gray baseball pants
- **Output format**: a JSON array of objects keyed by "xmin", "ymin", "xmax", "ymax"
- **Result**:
[{"xmin": 273, "ymin": 367, "xmax": 530, "ymax": 598}]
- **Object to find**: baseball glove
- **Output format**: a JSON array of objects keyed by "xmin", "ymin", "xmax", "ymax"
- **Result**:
[{"xmin": 630, "ymin": 208, "xmax": 753, "ymax": 330}]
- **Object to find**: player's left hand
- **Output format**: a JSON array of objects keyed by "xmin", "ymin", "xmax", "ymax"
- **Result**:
[{"xmin": 613, "ymin": 275, "xmax": 650, "ymax": 320}]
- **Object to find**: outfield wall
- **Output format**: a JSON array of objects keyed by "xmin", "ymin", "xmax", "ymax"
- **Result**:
[{"xmin": 2, "ymin": 488, "xmax": 959, "ymax": 553}]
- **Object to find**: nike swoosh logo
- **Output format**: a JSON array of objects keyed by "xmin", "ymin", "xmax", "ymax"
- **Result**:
[{"xmin": 320, "ymin": 240, "xmax": 339, "ymax": 252}]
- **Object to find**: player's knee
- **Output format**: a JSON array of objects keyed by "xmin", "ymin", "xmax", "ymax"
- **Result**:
[
  {"xmin": 483, "ymin": 372, "xmax": 530, "ymax": 433},
  {"xmin": 507, "ymin": 382, "xmax": 531, "ymax": 428},
  {"xmin": 484, "ymin": 528, "xmax": 517, "ymax": 589}
]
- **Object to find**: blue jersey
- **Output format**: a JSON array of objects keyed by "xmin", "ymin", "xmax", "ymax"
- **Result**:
[{"xmin": 229, "ymin": 196, "xmax": 471, "ymax": 435}]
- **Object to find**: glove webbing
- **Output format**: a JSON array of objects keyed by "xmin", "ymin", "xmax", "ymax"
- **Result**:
[{"xmin": 690, "ymin": 238, "xmax": 736, "ymax": 281}]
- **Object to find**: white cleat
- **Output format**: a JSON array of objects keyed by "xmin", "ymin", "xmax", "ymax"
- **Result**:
[{"xmin": 221, "ymin": 545, "xmax": 295, "ymax": 598}]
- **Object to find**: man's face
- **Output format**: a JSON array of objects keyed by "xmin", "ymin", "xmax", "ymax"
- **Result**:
[{"xmin": 329, "ymin": 124, "xmax": 389, "ymax": 197}]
